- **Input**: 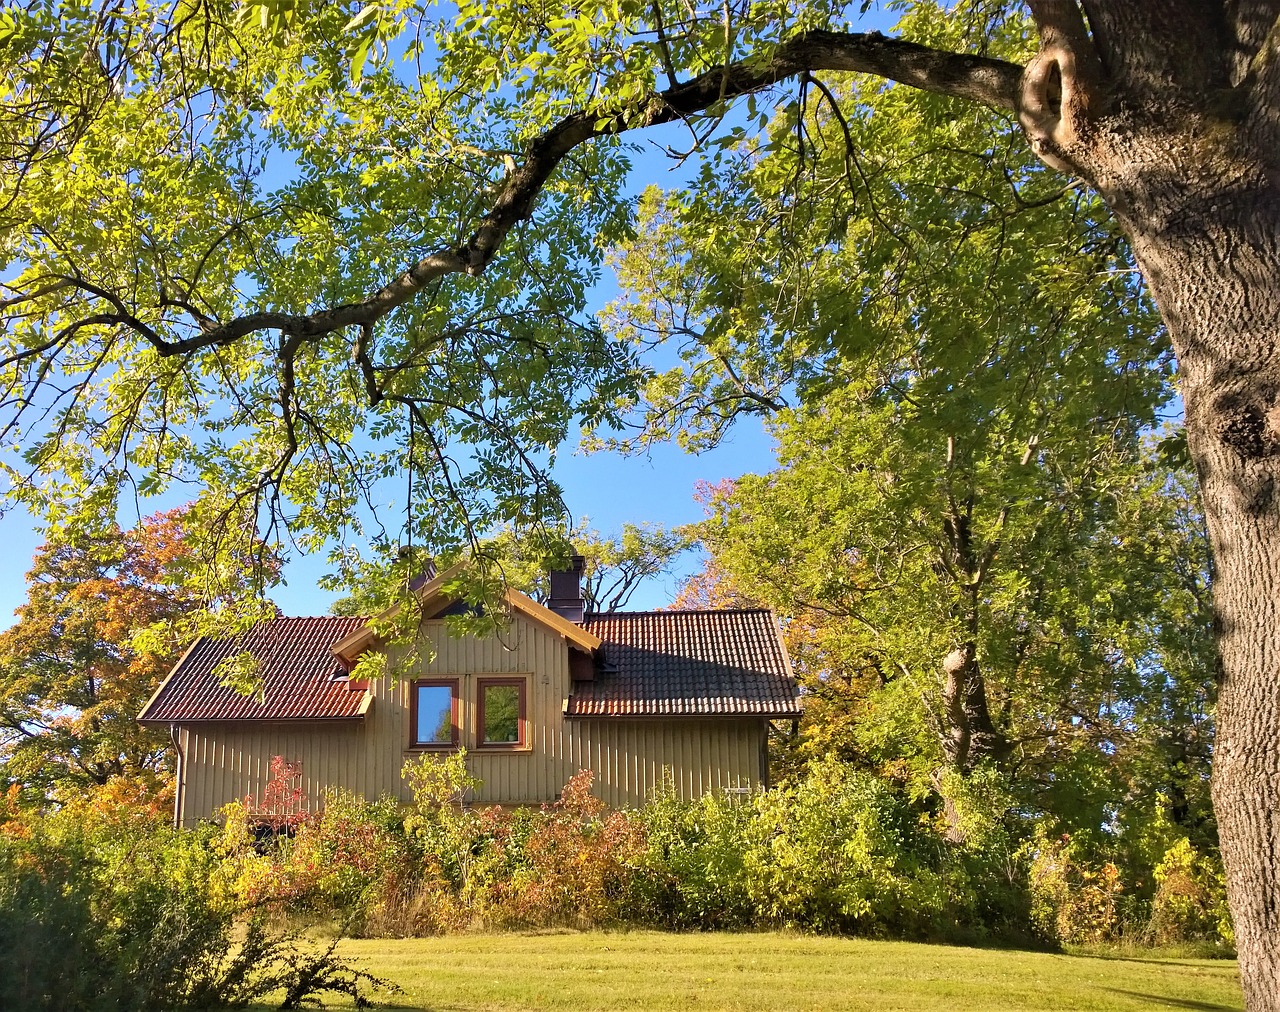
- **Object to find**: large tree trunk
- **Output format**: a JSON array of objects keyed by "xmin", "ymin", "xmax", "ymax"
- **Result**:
[
  {"xmin": 1016, "ymin": 6, "xmax": 1280, "ymax": 1001},
  {"xmin": 1132, "ymin": 194, "xmax": 1280, "ymax": 1012}
]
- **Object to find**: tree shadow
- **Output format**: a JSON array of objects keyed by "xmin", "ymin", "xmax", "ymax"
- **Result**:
[
  {"xmin": 1101, "ymin": 989, "xmax": 1240, "ymax": 1010},
  {"xmin": 1076, "ymin": 952, "xmax": 1236, "ymax": 970},
  {"xmin": 243, "ymin": 1001, "xmax": 431, "ymax": 1011}
]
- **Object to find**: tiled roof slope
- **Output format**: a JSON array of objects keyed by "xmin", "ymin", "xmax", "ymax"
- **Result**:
[
  {"xmin": 138, "ymin": 616, "xmax": 370, "ymax": 723},
  {"xmin": 568, "ymin": 609, "xmax": 801, "ymax": 718}
]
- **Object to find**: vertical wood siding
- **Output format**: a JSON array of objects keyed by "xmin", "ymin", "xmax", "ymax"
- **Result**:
[{"xmin": 176, "ymin": 615, "xmax": 767, "ymax": 825}]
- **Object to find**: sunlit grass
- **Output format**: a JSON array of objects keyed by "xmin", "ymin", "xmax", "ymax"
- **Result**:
[{"xmin": 294, "ymin": 930, "xmax": 1242, "ymax": 1010}]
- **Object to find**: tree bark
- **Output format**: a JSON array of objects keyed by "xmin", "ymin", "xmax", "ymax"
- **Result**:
[
  {"xmin": 1014, "ymin": 5, "xmax": 1280, "ymax": 1003},
  {"xmin": 1131, "ymin": 189, "xmax": 1280, "ymax": 1012},
  {"xmin": 939, "ymin": 643, "xmax": 1005, "ymax": 774}
]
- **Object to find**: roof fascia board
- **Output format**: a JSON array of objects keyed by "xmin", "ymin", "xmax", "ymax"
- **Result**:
[
  {"xmin": 504, "ymin": 588, "xmax": 601, "ymax": 652},
  {"xmin": 769, "ymin": 608, "xmax": 800, "ymax": 684},
  {"xmin": 330, "ymin": 562, "xmax": 466, "ymax": 661},
  {"xmin": 142, "ymin": 715, "xmax": 371, "ymax": 726},
  {"xmin": 331, "ymin": 566, "xmax": 601, "ymax": 662},
  {"xmin": 136, "ymin": 636, "xmax": 205, "ymax": 723},
  {"xmin": 563, "ymin": 709, "xmax": 804, "ymax": 720}
]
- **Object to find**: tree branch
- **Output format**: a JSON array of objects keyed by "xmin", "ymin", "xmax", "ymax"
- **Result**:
[{"xmin": 98, "ymin": 30, "xmax": 1020, "ymax": 359}]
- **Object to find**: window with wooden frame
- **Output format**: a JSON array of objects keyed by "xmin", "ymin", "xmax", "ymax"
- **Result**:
[
  {"xmin": 477, "ymin": 677, "xmax": 527, "ymax": 748},
  {"xmin": 410, "ymin": 679, "xmax": 459, "ymax": 748}
]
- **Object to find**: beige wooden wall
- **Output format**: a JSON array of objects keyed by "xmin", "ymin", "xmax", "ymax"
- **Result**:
[{"xmin": 175, "ymin": 613, "xmax": 768, "ymax": 826}]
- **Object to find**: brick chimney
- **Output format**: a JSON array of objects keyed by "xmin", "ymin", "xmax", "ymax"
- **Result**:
[{"xmin": 547, "ymin": 554, "xmax": 586, "ymax": 623}]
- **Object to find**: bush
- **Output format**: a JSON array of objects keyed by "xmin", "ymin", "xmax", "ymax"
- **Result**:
[
  {"xmin": 745, "ymin": 759, "xmax": 951, "ymax": 936},
  {"xmin": 212, "ymin": 753, "xmax": 1227, "ymax": 951},
  {"xmin": 633, "ymin": 780, "xmax": 757, "ymax": 929},
  {"xmin": 237, "ymin": 756, "xmax": 1033, "ymax": 941},
  {"xmin": 633, "ymin": 758, "xmax": 1006, "ymax": 938},
  {"xmin": 0, "ymin": 803, "xmax": 386, "ymax": 1011},
  {"xmin": 1025, "ymin": 830, "xmax": 1125, "ymax": 944},
  {"xmin": 488, "ymin": 769, "xmax": 646, "ymax": 929},
  {"xmin": 1146, "ymin": 837, "xmax": 1233, "ymax": 946}
]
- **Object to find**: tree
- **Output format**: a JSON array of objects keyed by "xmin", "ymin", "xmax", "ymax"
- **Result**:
[
  {"xmin": 686, "ymin": 405, "xmax": 1217, "ymax": 834},
  {"xmin": 0, "ymin": 509, "xmax": 270, "ymax": 808},
  {"xmin": 4, "ymin": 0, "xmax": 1280, "ymax": 999},
  {"xmin": 602, "ymin": 35, "xmax": 1172, "ymax": 785}
]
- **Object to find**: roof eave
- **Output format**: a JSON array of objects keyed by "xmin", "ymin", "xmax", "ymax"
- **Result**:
[
  {"xmin": 136, "ymin": 636, "xmax": 205, "ymax": 724},
  {"xmin": 564, "ymin": 707, "xmax": 803, "ymax": 719},
  {"xmin": 138, "ymin": 713, "xmax": 370, "ymax": 726},
  {"xmin": 330, "ymin": 562, "xmax": 468, "ymax": 662},
  {"xmin": 505, "ymin": 588, "xmax": 601, "ymax": 652}
]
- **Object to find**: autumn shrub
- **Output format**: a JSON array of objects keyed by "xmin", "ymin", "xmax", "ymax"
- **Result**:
[
  {"xmin": 1145, "ymin": 837, "xmax": 1233, "ymax": 946},
  {"xmin": 216, "ymin": 754, "xmax": 1227, "ymax": 950},
  {"xmin": 0, "ymin": 804, "xmax": 384, "ymax": 1011},
  {"xmin": 1026, "ymin": 830, "xmax": 1126, "ymax": 944},
  {"xmin": 311, "ymin": 789, "xmax": 414, "ymax": 914},
  {"xmin": 362, "ymin": 762, "xmax": 645, "ymax": 933},
  {"xmin": 483, "ymin": 769, "xmax": 646, "ymax": 929}
]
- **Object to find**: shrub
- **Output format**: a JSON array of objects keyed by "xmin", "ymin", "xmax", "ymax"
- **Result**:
[
  {"xmin": 633, "ymin": 779, "xmax": 756, "ymax": 929},
  {"xmin": 1146, "ymin": 837, "xmax": 1233, "ymax": 946},
  {"xmin": 744, "ymin": 759, "xmax": 951, "ymax": 937},
  {"xmin": 213, "ymin": 754, "xmax": 1230, "ymax": 951},
  {"xmin": 1026, "ymin": 830, "xmax": 1125, "ymax": 944},
  {"xmin": 631, "ymin": 758, "xmax": 987, "ymax": 938},
  {"xmin": 486, "ymin": 769, "xmax": 646, "ymax": 929},
  {"xmin": 0, "ymin": 805, "xmax": 386, "ymax": 1011}
]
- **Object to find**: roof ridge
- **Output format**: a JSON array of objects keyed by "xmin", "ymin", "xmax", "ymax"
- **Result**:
[
  {"xmin": 267, "ymin": 614, "xmax": 370, "ymax": 622},
  {"xmin": 584, "ymin": 607, "xmax": 773, "ymax": 618}
]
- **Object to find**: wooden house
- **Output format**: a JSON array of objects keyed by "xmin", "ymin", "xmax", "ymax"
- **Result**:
[{"xmin": 138, "ymin": 560, "xmax": 801, "ymax": 826}]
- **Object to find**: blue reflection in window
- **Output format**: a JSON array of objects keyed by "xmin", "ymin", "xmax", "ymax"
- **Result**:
[{"xmin": 416, "ymin": 684, "xmax": 453, "ymax": 744}]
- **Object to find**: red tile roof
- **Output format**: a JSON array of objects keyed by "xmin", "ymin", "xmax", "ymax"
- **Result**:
[
  {"xmin": 139, "ymin": 608, "xmax": 801, "ymax": 724},
  {"xmin": 138, "ymin": 616, "xmax": 370, "ymax": 723},
  {"xmin": 567, "ymin": 609, "xmax": 801, "ymax": 718}
]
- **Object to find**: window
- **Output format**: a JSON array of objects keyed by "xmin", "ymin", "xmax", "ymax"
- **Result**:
[
  {"xmin": 411, "ymin": 679, "xmax": 458, "ymax": 748},
  {"xmin": 478, "ymin": 677, "xmax": 526, "ymax": 748}
]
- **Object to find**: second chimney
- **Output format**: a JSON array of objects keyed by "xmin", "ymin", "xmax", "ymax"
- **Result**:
[{"xmin": 547, "ymin": 554, "xmax": 586, "ymax": 623}]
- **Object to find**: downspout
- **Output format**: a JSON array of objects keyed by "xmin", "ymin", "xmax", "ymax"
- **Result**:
[
  {"xmin": 760, "ymin": 718, "xmax": 770, "ymax": 791},
  {"xmin": 169, "ymin": 723, "xmax": 184, "ymax": 830}
]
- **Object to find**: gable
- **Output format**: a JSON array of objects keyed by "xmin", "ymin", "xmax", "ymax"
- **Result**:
[{"xmin": 329, "ymin": 564, "xmax": 601, "ymax": 663}]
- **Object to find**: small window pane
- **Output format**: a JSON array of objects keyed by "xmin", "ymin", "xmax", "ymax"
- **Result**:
[
  {"xmin": 416, "ymin": 685, "xmax": 453, "ymax": 744},
  {"xmin": 482, "ymin": 683, "xmax": 521, "ymax": 744}
]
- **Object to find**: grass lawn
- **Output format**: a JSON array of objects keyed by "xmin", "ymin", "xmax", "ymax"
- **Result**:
[{"xmin": 308, "ymin": 931, "xmax": 1242, "ymax": 1011}]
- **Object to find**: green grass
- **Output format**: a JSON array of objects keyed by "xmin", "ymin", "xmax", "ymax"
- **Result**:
[{"xmin": 305, "ymin": 931, "xmax": 1242, "ymax": 1011}]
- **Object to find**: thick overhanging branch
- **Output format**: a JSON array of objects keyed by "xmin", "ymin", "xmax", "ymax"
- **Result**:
[{"xmin": 89, "ymin": 29, "xmax": 1021, "ymax": 360}]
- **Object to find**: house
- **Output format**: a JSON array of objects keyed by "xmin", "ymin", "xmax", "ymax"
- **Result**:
[{"xmin": 138, "ymin": 559, "xmax": 801, "ymax": 827}]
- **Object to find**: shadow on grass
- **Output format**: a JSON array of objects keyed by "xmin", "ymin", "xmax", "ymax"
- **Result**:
[
  {"xmin": 1073, "ymin": 953, "xmax": 1237, "ymax": 970},
  {"xmin": 1100, "ymin": 990, "xmax": 1240, "ymax": 1010},
  {"xmin": 243, "ymin": 1000, "xmax": 432, "ymax": 1011}
]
